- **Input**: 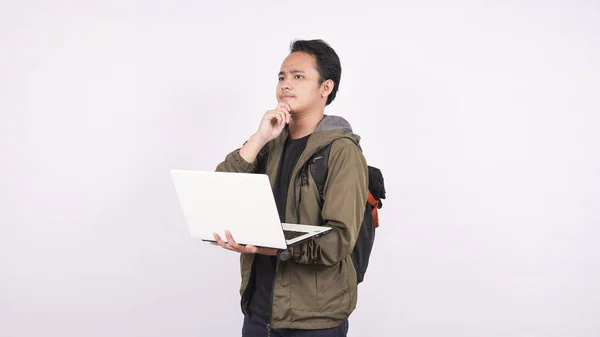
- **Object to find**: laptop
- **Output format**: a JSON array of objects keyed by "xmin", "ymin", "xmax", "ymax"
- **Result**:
[{"xmin": 170, "ymin": 169, "xmax": 332, "ymax": 250}]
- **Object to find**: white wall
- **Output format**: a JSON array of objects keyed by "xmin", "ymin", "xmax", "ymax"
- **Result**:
[{"xmin": 1, "ymin": 1, "xmax": 599, "ymax": 336}]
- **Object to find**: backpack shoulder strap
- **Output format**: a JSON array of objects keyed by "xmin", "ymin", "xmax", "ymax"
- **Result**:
[{"xmin": 309, "ymin": 143, "xmax": 333, "ymax": 201}]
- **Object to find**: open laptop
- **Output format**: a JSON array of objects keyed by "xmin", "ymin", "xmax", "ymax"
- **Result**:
[{"xmin": 170, "ymin": 169, "xmax": 331, "ymax": 250}]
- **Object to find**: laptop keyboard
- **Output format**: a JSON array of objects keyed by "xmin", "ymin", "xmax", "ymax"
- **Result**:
[{"xmin": 284, "ymin": 230, "xmax": 307, "ymax": 241}]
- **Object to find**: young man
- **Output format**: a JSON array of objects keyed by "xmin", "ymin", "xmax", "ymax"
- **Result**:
[{"xmin": 214, "ymin": 39, "xmax": 368, "ymax": 337}]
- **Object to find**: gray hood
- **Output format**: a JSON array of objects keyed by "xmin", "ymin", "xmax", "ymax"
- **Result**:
[{"xmin": 313, "ymin": 114, "xmax": 361, "ymax": 145}]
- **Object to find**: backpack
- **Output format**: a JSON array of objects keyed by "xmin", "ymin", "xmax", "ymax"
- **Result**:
[
  {"xmin": 257, "ymin": 140, "xmax": 386, "ymax": 285},
  {"xmin": 307, "ymin": 143, "xmax": 385, "ymax": 284}
]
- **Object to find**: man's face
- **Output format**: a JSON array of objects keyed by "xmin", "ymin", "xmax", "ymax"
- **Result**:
[{"xmin": 276, "ymin": 51, "xmax": 324, "ymax": 115}]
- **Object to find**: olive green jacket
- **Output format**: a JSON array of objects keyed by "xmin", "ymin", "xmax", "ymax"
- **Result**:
[{"xmin": 215, "ymin": 115, "xmax": 368, "ymax": 329}]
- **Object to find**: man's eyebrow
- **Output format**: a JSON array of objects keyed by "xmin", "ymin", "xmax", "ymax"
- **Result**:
[{"xmin": 278, "ymin": 69, "xmax": 305, "ymax": 76}]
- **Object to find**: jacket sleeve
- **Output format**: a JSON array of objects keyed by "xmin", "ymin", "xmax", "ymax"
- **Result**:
[
  {"xmin": 215, "ymin": 147, "xmax": 256, "ymax": 173},
  {"xmin": 293, "ymin": 141, "xmax": 368, "ymax": 266}
]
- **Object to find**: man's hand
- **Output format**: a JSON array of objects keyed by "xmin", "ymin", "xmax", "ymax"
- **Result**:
[
  {"xmin": 211, "ymin": 230, "xmax": 278, "ymax": 256},
  {"xmin": 255, "ymin": 103, "xmax": 292, "ymax": 144},
  {"xmin": 239, "ymin": 103, "xmax": 291, "ymax": 163}
]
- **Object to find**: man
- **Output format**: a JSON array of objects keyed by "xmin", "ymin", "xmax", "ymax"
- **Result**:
[{"xmin": 214, "ymin": 39, "xmax": 368, "ymax": 337}]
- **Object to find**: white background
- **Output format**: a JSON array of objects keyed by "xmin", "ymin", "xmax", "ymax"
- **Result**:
[{"xmin": 1, "ymin": 1, "xmax": 599, "ymax": 336}]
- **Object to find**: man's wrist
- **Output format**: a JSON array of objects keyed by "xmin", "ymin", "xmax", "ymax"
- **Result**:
[
  {"xmin": 239, "ymin": 133, "xmax": 268, "ymax": 163},
  {"xmin": 277, "ymin": 247, "xmax": 294, "ymax": 261},
  {"xmin": 250, "ymin": 133, "xmax": 270, "ymax": 148}
]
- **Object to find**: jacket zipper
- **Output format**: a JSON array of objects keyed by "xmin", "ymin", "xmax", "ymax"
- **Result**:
[
  {"xmin": 297, "ymin": 169, "xmax": 307, "ymax": 223},
  {"xmin": 295, "ymin": 148, "xmax": 315, "ymax": 223},
  {"xmin": 294, "ymin": 174, "xmax": 300, "ymax": 224}
]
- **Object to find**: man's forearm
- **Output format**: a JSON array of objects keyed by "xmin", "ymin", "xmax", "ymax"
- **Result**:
[{"xmin": 239, "ymin": 133, "xmax": 267, "ymax": 164}]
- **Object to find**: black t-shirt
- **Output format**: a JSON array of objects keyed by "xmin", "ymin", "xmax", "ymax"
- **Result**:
[{"xmin": 247, "ymin": 133, "xmax": 310, "ymax": 320}]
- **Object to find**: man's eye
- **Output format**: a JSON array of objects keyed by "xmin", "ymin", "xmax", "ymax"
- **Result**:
[
  {"xmin": 278, "ymin": 77, "xmax": 284, "ymax": 81},
  {"xmin": 295, "ymin": 75, "xmax": 303, "ymax": 79}
]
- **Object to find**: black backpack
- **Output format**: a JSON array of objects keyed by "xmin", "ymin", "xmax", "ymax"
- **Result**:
[
  {"xmin": 257, "ymin": 140, "xmax": 386, "ymax": 284},
  {"xmin": 307, "ymin": 143, "xmax": 385, "ymax": 284}
]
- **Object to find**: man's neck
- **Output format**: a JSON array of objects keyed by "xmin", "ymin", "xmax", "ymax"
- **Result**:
[{"xmin": 288, "ymin": 109, "xmax": 324, "ymax": 139}]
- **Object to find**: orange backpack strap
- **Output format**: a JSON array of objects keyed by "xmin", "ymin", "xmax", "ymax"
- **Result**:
[{"xmin": 367, "ymin": 191, "xmax": 380, "ymax": 228}]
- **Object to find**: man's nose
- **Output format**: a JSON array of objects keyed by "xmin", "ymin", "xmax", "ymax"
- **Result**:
[{"xmin": 280, "ymin": 78, "xmax": 292, "ymax": 90}]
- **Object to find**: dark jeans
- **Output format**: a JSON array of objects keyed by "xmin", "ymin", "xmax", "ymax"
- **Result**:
[{"xmin": 242, "ymin": 312, "xmax": 349, "ymax": 337}]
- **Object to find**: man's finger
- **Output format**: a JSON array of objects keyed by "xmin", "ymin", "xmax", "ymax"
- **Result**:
[
  {"xmin": 245, "ymin": 245, "xmax": 259, "ymax": 254},
  {"xmin": 270, "ymin": 112, "xmax": 282, "ymax": 126},
  {"xmin": 213, "ymin": 232, "xmax": 235, "ymax": 251},
  {"xmin": 278, "ymin": 109, "xmax": 289, "ymax": 125},
  {"xmin": 213, "ymin": 232, "xmax": 225, "ymax": 246},
  {"xmin": 244, "ymin": 245, "xmax": 277, "ymax": 256},
  {"xmin": 278, "ymin": 104, "xmax": 291, "ymax": 121},
  {"xmin": 278, "ymin": 110, "xmax": 287, "ymax": 126},
  {"xmin": 224, "ymin": 230, "xmax": 242, "ymax": 251},
  {"xmin": 276, "ymin": 109, "xmax": 289, "ymax": 124},
  {"xmin": 264, "ymin": 111, "xmax": 281, "ymax": 125},
  {"xmin": 278, "ymin": 102, "xmax": 291, "ymax": 112}
]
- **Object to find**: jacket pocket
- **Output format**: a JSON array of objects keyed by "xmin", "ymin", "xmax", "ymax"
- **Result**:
[
  {"xmin": 290, "ymin": 264, "xmax": 319, "ymax": 311},
  {"xmin": 316, "ymin": 261, "xmax": 348, "ymax": 312},
  {"xmin": 289, "ymin": 259, "xmax": 352, "ymax": 313}
]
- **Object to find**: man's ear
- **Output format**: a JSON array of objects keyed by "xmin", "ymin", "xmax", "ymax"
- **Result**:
[{"xmin": 320, "ymin": 79, "xmax": 334, "ymax": 98}]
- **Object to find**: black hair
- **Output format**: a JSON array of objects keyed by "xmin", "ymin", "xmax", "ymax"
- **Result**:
[{"xmin": 289, "ymin": 39, "xmax": 341, "ymax": 105}]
